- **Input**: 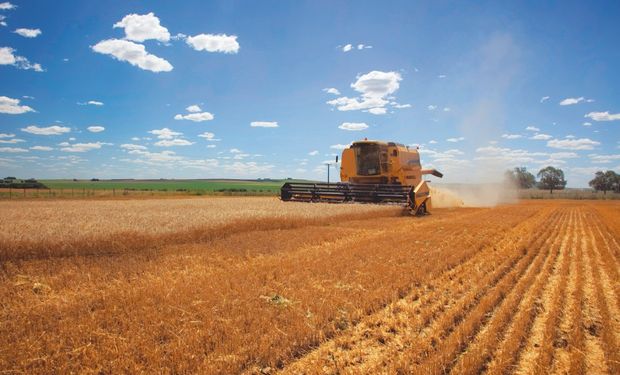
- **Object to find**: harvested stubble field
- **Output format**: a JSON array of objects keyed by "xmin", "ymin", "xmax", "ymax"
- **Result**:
[{"xmin": 0, "ymin": 197, "xmax": 618, "ymax": 374}]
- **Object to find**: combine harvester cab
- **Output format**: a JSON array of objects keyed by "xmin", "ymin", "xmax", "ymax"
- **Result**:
[{"xmin": 281, "ymin": 140, "xmax": 443, "ymax": 215}]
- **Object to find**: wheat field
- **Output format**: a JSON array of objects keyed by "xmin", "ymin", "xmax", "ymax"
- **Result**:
[{"xmin": 0, "ymin": 197, "xmax": 618, "ymax": 374}]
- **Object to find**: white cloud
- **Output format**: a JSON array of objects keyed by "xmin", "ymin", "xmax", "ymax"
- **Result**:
[
  {"xmin": 0, "ymin": 15, "xmax": 6, "ymax": 27},
  {"xmin": 588, "ymin": 154, "xmax": 620, "ymax": 163},
  {"xmin": 547, "ymin": 138, "xmax": 600, "ymax": 150},
  {"xmin": 113, "ymin": 13, "xmax": 170, "ymax": 42},
  {"xmin": 501, "ymin": 134, "xmax": 522, "ymax": 139},
  {"xmin": 308, "ymin": 150, "xmax": 319, "ymax": 156},
  {"xmin": 198, "ymin": 132, "xmax": 219, "ymax": 141},
  {"xmin": 186, "ymin": 34, "xmax": 239, "ymax": 54},
  {"xmin": 30, "ymin": 146, "xmax": 53, "ymax": 151},
  {"xmin": 61, "ymin": 142, "xmax": 107, "ymax": 152},
  {"xmin": 0, "ymin": 137, "xmax": 24, "ymax": 144},
  {"xmin": 87, "ymin": 126, "xmax": 105, "ymax": 133},
  {"xmin": 446, "ymin": 137, "xmax": 465, "ymax": 143},
  {"xmin": 78, "ymin": 100, "xmax": 104, "ymax": 106},
  {"xmin": 391, "ymin": 103, "xmax": 411, "ymax": 109},
  {"xmin": 250, "ymin": 121, "xmax": 278, "ymax": 128},
  {"xmin": 120, "ymin": 143, "xmax": 147, "ymax": 151},
  {"xmin": 559, "ymin": 97, "xmax": 584, "ymax": 106},
  {"xmin": 0, "ymin": 147, "xmax": 27, "ymax": 153},
  {"xmin": 338, "ymin": 122, "xmax": 368, "ymax": 131},
  {"xmin": 330, "ymin": 144, "xmax": 351, "ymax": 150},
  {"xmin": 327, "ymin": 70, "xmax": 402, "ymax": 114},
  {"xmin": 174, "ymin": 112, "xmax": 214, "ymax": 122},
  {"xmin": 0, "ymin": 2, "xmax": 15, "ymax": 10},
  {"xmin": 438, "ymin": 74, "xmax": 447, "ymax": 79},
  {"xmin": 584, "ymin": 111, "xmax": 620, "ymax": 122},
  {"xmin": 443, "ymin": 107, "xmax": 451, "ymax": 112},
  {"xmin": 0, "ymin": 133, "xmax": 15, "ymax": 138},
  {"xmin": 92, "ymin": 39, "xmax": 173, "ymax": 72},
  {"xmin": 342, "ymin": 44, "xmax": 353, "ymax": 52},
  {"xmin": 530, "ymin": 133, "xmax": 552, "ymax": 140},
  {"xmin": 427, "ymin": 105, "xmax": 437, "ymax": 111},
  {"xmin": 582, "ymin": 122, "xmax": 592, "ymax": 127},
  {"xmin": 352, "ymin": 70, "xmax": 401, "ymax": 98},
  {"xmin": 525, "ymin": 126, "xmax": 540, "ymax": 132},
  {"xmin": 148, "ymin": 128, "xmax": 181, "ymax": 139},
  {"xmin": 357, "ymin": 44, "xmax": 372, "ymax": 50},
  {"xmin": 21, "ymin": 125, "xmax": 70, "ymax": 135},
  {"xmin": 368, "ymin": 107, "xmax": 387, "ymax": 115},
  {"xmin": 323, "ymin": 88, "xmax": 340, "ymax": 95},
  {"xmin": 154, "ymin": 139, "xmax": 194, "ymax": 147},
  {"xmin": 0, "ymin": 47, "xmax": 43, "ymax": 71},
  {"xmin": 14, "ymin": 28, "xmax": 41, "ymax": 38},
  {"xmin": 540, "ymin": 96, "xmax": 550, "ymax": 103},
  {"xmin": 186, "ymin": 104, "xmax": 201, "ymax": 113},
  {"xmin": 207, "ymin": 144, "xmax": 216, "ymax": 148},
  {"xmin": 0, "ymin": 96, "xmax": 35, "ymax": 114},
  {"xmin": 429, "ymin": 140, "xmax": 438, "ymax": 144}
]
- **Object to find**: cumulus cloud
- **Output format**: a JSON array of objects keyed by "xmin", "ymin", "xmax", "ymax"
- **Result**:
[
  {"xmin": 250, "ymin": 121, "xmax": 278, "ymax": 128},
  {"xmin": 92, "ymin": 39, "xmax": 173, "ymax": 72},
  {"xmin": 501, "ymin": 134, "xmax": 522, "ymax": 139},
  {"xmin": 154, "ymin": 139, "xmax": 194, "ymax": 147},
  {"xmin": 342, "ymin": 44, "xmax": 353, "ymax": 52},
  {"xmin": 148, "ymin": 128, "xmax": 181, "ymax": 139},
  {"xmin": 121, "ymin": 143, "xmax": 147, "ymax": 151},
  {"xmin": 559, "ymin": 97, "xmax": 585, "ymax": 106},
  {"xmin": 584, "ymin": 111, "xmax": 620, "ymax": 122},
  {"xmin": 338, "ymin": 122, "xmax": 368, "ymax": 131},
  {"xmin": 113, "ymin": 12, "xmax": 170, "ymax": 42},
  {"xmin": 547, "ymin": 138, "xmax": 600, "ymax": 150},
  {"xmin": 0, "ymin": 133, "xmax": 15, "ymax": 138},
  {"xmin": 14, "ymin": 28, "xmax": 41, "ymax": 38},
  {"xmin": 308, "ymin": 150, "xmax": 319, "ymax": 156},
  {"xmin": 21, "ymin": 125, "xmax": 70, "ymax": 135},
  {"xmin": 427, "ymin": 105, "xmax": 437, "ymax": 111},
  {"xmin": 391, "ymin": 103, "xmax": 411, "ymax": 109},
  {"xmin": 540, "ymin": 96, "xmax": 550, "ymax": 103},
  {"xmin": 330, "ymin": 144, "xmax": 351, "ymax": 150},
  {"xmin": 327, "ymin": 70, "xmax": 402, "ymax": 114},
  {"xmin": 446, "ymin": 137, "xmax": 465, "ymax": 143},
  {"xmin": 530, "ymin": 133, "xmax": 552, "ymax": 140},
  {"xmin": 78, "ymin": 100, "xmax": 104, "ymax": 106},
  {"xmin": 30, "ymin": 146, "xmax": 52, "ymax": 151},
  {"xmin": 186, "ymin": 104, "xmax": 201, "ymax": 113},
  {"xmin": 174, "ymin": 112, "xmax": 214, "ymax": 122},
  {"xmin": 323, "ymin": 88, "xmax": 340, "ymax": 95},
  {"xmin": 582, "ymin": 122, "xmax": 592, "ymax": 127},
  {"xmin": 87, "ymin": 126, "xmax": 105, "ymax": 133},
  {"xmin": 0, "ymin": 96, "xmax": 35, "ymax": 114},
  {"xmin": 61, "ymin": 142, "xmax": 108, "ymax": 152},
  {"xmin": 186, "ymin": 34, "xmax": 239, "ymax": 53},
  {"xmin": 198, "ymin": 132, "xmax": 219, "ymax": 141},
  {"xmin": 0, "ymin": 137, "xmax": 24, "ymax": 144},
  {"xmin": 0, "ymin": 46, "xmax": 43, "ymax": 71},
  {"xmin": 588, "ymin": 154, "xmax": 620, "ymax": 163},
  {"xmin": 525, "ymin": 126, "xmax": 540, "ymax": 132},
  {"xmin": 0, "ymin": 2, "xmax": 16, "ymax": 10},
  {"xmin": 0, "ymin": 147, "xmax": 27, "ymax": 153}
]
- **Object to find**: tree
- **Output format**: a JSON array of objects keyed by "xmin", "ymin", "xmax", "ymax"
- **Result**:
[
  {"xmin": 505, "ymin": 167, "xmax": 536, "ymax": 189},
  {"xmin": 537, "ymin": 166, "xmax": 567, "ymax": 194},
  {"xmin": 589, "ymin": 170, "xmax": 619, "ymax": 194}
]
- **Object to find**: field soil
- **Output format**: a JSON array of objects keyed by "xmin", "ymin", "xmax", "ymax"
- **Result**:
[{"xmin": 0, "ymin": 198, "xmax": 618, "ymax": 374}]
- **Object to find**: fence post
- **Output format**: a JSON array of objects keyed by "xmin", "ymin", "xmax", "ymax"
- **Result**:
[
  {"xmin": 23, "ymin": 188, "xmax": 26, "ymax": 197},
  {"xmin": 9, "ymin": 186, "xmax": 11, "ymax": 199}
]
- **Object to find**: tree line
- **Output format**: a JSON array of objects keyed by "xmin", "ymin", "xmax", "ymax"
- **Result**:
[{"xmin": 504, "ymin": 167, "xmax": 620, "ymax": 194}]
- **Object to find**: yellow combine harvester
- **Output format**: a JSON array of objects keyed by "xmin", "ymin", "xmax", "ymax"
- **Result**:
[{"xmin": 281, "ymin": 139, "xmax": 443, "ymax": 215}]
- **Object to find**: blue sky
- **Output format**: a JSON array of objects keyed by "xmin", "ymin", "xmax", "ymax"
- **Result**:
[{"xmin": 1, "ymin": 1, "xmax": 619, "ymax": 187}]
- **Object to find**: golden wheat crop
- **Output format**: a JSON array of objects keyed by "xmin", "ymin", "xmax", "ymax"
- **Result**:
[{"xmin": 0, "ymin": 198, "xmax": 618, "ymax": 374}]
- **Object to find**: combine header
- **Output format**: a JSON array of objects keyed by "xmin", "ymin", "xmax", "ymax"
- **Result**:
[{"xmin": 281, "ymin": 140, "xmax": 443, "ymax": 215}]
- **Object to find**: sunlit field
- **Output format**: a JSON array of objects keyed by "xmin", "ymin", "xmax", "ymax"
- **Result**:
[{"xmin": 1, "ymin": 197, "xmax": 618, "ymax": 374}]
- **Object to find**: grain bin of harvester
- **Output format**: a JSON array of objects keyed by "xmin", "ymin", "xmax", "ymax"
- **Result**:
[{"xmin": 281, "ymin": 139, "xmax": 443, "ymax": 215}]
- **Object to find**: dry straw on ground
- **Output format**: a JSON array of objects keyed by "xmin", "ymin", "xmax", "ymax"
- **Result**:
[{"xmin": 0, "ymin": 197, "xmax": 618, "ymax": 374}]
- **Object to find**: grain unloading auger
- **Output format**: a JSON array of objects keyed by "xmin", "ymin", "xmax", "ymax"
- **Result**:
[{"xmin": 281, "ymin": 140, "xmax": 443, "ymax": 215}]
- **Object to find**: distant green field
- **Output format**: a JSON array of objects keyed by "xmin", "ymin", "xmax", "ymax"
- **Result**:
[{"xmin": 39, "ymin": 179, "xmax": 301, "ymax": 192}]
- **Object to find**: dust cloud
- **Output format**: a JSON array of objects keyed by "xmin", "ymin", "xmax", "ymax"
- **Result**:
[{"xmin": 431, "ymin": 183, "xmax": 517, "ymax": 208}]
